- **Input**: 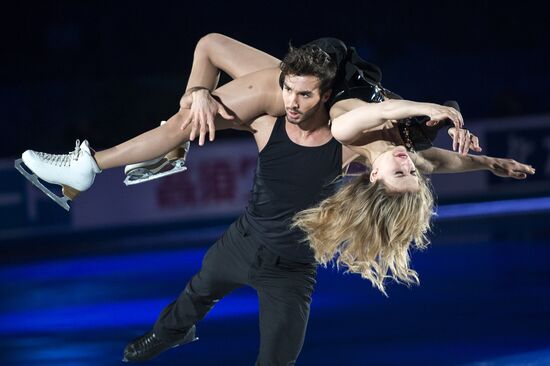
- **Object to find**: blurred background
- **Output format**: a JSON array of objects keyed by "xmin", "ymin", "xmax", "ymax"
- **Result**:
[{"xmin": 1, "ymin": 1, "xmax": 550, "ymax": 365}]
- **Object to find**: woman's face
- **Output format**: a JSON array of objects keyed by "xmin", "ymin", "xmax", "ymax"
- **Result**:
[{"xmin": 370, "ymin": 146, "xmax": 419, "ymax": 192}]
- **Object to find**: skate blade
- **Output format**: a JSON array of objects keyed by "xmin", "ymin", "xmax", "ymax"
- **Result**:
[
  {"xmin": 124, "ymin": 156, "xmax": 174, "ymax": 179},
  {"xmin": 15, "ymin": 159, "xmax": 71, "ymax": 211},
  {"xmin": 124, "ymin": 164, "xmax": 187, "ymax": 186},
  {"xmin": 171, "ymin": 336, "xmax": 199, "ymax": 349}
]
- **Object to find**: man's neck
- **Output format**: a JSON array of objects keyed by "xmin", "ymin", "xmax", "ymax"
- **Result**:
[
  {"xmin": 288, "ymin": 107, "xmax": 330, "ymax": 133},
  {"xmin": 285, "ymin": 109, "xmax": 332, "ymax": 146}
]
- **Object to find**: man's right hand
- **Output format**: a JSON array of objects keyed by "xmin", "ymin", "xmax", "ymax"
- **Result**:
[{"xmin": 179, "ymin": 88, "xmax": 235, "ymax": 146}]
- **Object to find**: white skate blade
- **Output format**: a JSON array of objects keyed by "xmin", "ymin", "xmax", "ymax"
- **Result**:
[
  {"xmin": 15, "ymin": 159, "xmax": 71, "ymax": 211},
  {"xmin": 124, "ymin": 164, "xmax": 187, "ymax": 186}
]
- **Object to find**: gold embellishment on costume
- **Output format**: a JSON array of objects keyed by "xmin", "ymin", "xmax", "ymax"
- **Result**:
[{"xmin": 402, "ymin": 119, "xmax": 416, "ymax": 153}]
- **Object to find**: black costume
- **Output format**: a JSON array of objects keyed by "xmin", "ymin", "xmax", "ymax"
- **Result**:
[
  {"xmin": 153, "ymin": 117, "xmax": 342, "ymax": 365},
  {"xmin": 306, "ymin": 37, "xmax": 394, "ymax": 107},
  {"xmin": 309, "ymin": 38, "xmax": 457, "ymax": 152},
  {"xmin": 397, "ymin": 100, "xmax": 458, "ymax": 152}
]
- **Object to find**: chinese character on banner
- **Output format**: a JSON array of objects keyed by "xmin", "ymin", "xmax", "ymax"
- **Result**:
[
  {"xmin": 157, "ymin": 173, "xmax": 197, "ymax": 208},
  {"xmin": 200, "ymin": 159, "xmax": 236, "ymax": 203}
]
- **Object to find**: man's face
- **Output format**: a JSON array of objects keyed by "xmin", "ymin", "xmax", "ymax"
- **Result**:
[
  {"xmin": 282, "ymin": 74, "xmax": 330, "ymax": 125},
  {"xmin": 370, "ymin": 146, "xmax": 419, "ymax": 193}
]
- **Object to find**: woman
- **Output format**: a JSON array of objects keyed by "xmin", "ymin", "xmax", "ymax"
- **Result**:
[
  {"xmin": 138, "ymin": 34, "xmax": 531, "ymax": 293},
  {"xmin": 18, "ymin": 34, "xmax": 533, "ymax": 295}
]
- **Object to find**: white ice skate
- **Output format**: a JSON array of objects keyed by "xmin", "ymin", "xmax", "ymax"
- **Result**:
[
  {"xmin": 15, "ymin": 140, "xmax": 101, "ymax": 211},
  {"xmin": 123, "ymin": 121, "xmax": 190, "ymax": 186}
]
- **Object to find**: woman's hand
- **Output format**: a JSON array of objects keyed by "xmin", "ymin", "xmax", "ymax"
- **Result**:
[{"xmin": 487, "ymin": 157, "xmax": 536, "ymax": 179}]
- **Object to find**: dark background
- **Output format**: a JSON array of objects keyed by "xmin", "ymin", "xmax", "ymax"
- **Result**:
[
  {"xmin": 2, "ymin": 2, "xmax": 550, "ymax": 365},
  {"xmin": 3, "ymin": 1, "xmax": 549, "ymax": 157}
]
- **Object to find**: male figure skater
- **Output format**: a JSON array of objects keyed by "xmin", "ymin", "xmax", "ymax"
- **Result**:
[{"xmin": 123, "ymin": 42, "xmax": 346, "ymax": 365}]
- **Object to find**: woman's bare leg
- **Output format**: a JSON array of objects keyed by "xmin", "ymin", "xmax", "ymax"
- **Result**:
[
  {"xmin": 18, "ymin": 69, "xmax": 281, "ymax": 209},
  {"xmin": 95, "ymin": 67, "xmax": 283, "ymax": 170},
  {"xmin": 186, "ymin": 33, "xmax": 281, "ymax": 91}
]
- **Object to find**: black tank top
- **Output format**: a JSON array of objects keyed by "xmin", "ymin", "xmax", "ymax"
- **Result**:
[{"xmin": 243, "ymin": 117, "xmax": 342, "ymax": 263}]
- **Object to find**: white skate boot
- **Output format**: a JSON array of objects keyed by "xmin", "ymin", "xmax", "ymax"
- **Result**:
[
  {"xmin": 15, "ymin": 140, "xmax": 102, "ymax": 211},
  {"xmin": 123, "ymin": 121, "xmax": 190, "ymax": 186}
]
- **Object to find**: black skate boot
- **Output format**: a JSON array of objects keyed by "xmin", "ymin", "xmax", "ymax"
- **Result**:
[{"xmin": 122, "ymin": 325, "xmax": 197, "ymax": 362}]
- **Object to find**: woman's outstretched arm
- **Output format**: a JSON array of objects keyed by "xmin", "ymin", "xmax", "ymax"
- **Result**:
[{"xmin": 414, "ymin": 147, "xmax": 536, "ymax": 179}]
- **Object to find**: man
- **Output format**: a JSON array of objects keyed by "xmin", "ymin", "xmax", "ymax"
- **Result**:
[{"xmin": 123, "ymin": 42, "xmax": 353, "ymax": 365}]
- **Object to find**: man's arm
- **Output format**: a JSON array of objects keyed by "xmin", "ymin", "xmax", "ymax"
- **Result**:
[{"xmin": 415, "ymin": 147, "xmax": 536, "ymax": 179}]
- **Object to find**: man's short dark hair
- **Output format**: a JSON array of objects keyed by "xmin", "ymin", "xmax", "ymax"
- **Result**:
[{"xmin": 279, "ymin": 43, "xmax": 338, "ymax": 94}]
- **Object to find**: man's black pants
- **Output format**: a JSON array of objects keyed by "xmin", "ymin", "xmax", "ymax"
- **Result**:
[{"xmin": 153, "ymin": 216, "xmax": 317, "ymax": 366}]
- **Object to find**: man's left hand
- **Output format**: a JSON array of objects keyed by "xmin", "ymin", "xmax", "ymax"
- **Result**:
[{"xmin": 448, "ymin": 127, "xmax": 482, "ymax": 155}]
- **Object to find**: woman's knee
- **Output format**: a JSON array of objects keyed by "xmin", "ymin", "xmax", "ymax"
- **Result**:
[{"xmin": 195, "ymin": 33, "xmax": 227, "ymax": 57}]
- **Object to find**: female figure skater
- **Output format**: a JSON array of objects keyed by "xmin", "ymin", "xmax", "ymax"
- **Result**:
[
  {"xmin": 18, "ymin": 35, "xmax": 533, "ymax": 294},
  {"xmin": 132, "ymin": 34, "xmax": 534, "ymax": 293}
]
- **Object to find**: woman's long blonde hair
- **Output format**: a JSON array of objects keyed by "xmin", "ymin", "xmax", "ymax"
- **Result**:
[{"xmin": 292, "ymin": 173, "xmax": 434, "ymax": 295}]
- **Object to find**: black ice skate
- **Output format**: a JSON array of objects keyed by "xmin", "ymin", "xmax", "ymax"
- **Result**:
[{"xmin": 122, "ymin": 326, "xmax": 198, "ymax": 362}]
